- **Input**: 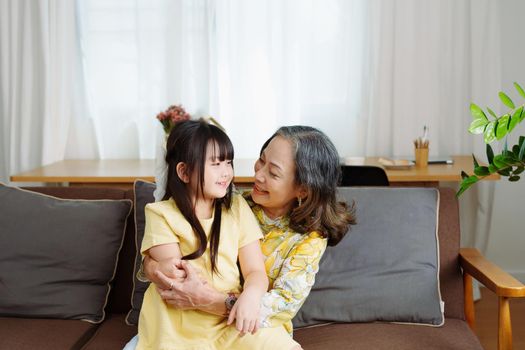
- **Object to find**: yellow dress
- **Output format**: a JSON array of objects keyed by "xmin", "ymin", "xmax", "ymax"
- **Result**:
[{"xmin": 137, "ymin": 194, "xmax": 298, "ymax": 350}]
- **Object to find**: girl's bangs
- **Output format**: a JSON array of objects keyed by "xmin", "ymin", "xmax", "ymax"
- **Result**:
[{"xmin": 210, "ymin": 130, "xmax": 234, "ymax": 161}]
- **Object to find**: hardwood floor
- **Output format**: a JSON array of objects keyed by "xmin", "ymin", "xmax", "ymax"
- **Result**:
[{"xmin": 475, "ymin": 287, "xmax": 525, "ymax": 350}]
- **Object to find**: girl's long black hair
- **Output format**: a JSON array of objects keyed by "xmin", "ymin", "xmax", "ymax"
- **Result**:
[{"xmin": 163, "ymin": 120, "xmax": 234, "ymax": 274}]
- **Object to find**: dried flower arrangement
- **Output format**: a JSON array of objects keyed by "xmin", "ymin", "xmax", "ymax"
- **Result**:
[{"xmin": 156, "ymin": 104, "xmax": 191, "ymax": 134}]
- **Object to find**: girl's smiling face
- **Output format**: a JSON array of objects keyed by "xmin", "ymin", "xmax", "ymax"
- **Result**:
[{"xmin": 199, "ymin": 141, "xmax": 234, "ymax": 201}]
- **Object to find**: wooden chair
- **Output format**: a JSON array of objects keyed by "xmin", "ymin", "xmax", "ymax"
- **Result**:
[
  {"xmin": 340, "ymin": 165, "xmax": 390, "ymax": 186},
  {"xmin": 461, "ymin": 248, "xmax": 525, "ymax": 350}
]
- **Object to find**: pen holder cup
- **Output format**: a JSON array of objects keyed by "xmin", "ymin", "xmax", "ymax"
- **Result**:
[{"xmin": 414, "ymin": 148, "xmax": 429, "ymax": 168}]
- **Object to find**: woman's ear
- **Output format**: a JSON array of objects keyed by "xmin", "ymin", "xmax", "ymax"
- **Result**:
[
  {"xmin": 296, "ymin": 185, "xmax": 308, "ymax": 201},
  {"xmin": 176, "ymin": 162, "xmax": 190, "ymax": 183}
]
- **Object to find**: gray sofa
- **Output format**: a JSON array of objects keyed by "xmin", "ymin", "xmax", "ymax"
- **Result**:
[{"xmin": 1, "ymin": 184, "xmax": 523, "ymax": 350}]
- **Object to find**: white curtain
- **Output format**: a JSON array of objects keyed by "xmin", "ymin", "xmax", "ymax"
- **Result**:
[
  {"xmin": 362, "ymin": 1, "xmax": 501, "ymax": 158},
  {"xmin": 77, "ymin": 0, "xmax": 501, "ymax": 160},
  {"xmin": 78, "ymin": 0, "xmax": 172, "ymax": 159},
  {"xmin": 0, "ymin": 0, "xmax": 95, "ymax": 184},
  {"xmin": 211, "ymin": 0, "xmax": 366, "ymax": 158},
  {"xmin": 76, "ymin": 0, "xmax": 366, "ymax": 159},
  {"xmin": 360, "ymin": 0, "xmax": 501, "ymax": 255}
]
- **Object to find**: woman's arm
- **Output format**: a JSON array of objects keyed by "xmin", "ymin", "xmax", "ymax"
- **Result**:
[
  {"xmin": 154, "ymin": 240, "xmax": 267, "ymax": 320},
  {"xmin": 144, "ymin": 251, "xmax": 229, "ymax": 315},
  {"xmin": 259, "ymin": 235, "xmax": 327, "ymax": 328},
  {"xmin": 144, "ymin": 247, "xmax": 232, "ymax": 316},
  {"xmin": 227, "ymin": 240, "xmax": 268, "ymax": 335}
]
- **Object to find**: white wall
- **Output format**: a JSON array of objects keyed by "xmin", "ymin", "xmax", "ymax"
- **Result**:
[{"xmin": 485, "ymin": 0, "xmax": 525, "ymax": 282}]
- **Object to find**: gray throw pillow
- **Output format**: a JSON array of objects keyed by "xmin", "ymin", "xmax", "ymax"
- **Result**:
[
  {"xmin": 0, "ymin": 183, "xmax": 132, "ymax": 323},
  {"xmin": 125, "ymin": 180, "xmax": 156, "ymax": 325},
  {"xmin": 293, "ymin": 187, "xmax": 444, "ymax": 328}
]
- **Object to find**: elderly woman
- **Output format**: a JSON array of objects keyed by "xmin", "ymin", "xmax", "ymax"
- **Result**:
[{"xmin": 125, "ymin": 125, "xmax": 355, "ymax": 349}]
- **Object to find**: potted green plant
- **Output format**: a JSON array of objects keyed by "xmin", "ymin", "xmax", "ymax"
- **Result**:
[{"xmin": 457, "ymin": 82, "xmax": 525, "ymax": 196}]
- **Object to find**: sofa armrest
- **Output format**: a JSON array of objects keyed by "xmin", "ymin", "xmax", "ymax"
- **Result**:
[
  {"xmin": 460, "ymin": 248, "xmax": 525, "ymax": 297},
  {"xmin": 459, "ymin": 247, "xmax": 525, "ymax": 350}
]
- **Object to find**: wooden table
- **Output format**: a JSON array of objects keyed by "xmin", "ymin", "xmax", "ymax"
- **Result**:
[
  {"xmin": 342, "ymin": 156, "xmax": 500, "ymax": 186},
  {"xmin": 9, "ymin": 156, "xmax": 499, "ymax": 187},
  {"xmin": 9, "ymin": 159, "xmax": 255, "ymax": 187}
]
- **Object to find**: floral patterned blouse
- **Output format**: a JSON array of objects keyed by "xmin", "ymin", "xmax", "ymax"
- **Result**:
[{"xmin": 245, "ymin": 195, "xmax": 328, "ymax": 335}]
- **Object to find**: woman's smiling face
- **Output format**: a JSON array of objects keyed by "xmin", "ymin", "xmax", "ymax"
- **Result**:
[{"xmin": 252, "ymin": 136, "xmax": 304, "ymax": 219}]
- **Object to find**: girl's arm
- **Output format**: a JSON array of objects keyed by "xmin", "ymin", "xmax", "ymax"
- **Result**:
[
  {"xmin": 140, "ymin": 203, "xmax": 187, "ymax": 286},
  {"xmin": 146, "ymin": 242, "xmax": 182, "ymax": 261},
  {"xmin": 227, "ymin": 240, "xmax": 268, "ymax": 335},
  {"xmin": 143, "ymin": 243, "xmax": 183, "ymax": 288}
]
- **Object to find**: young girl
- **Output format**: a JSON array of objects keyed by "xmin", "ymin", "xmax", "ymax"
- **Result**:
[{"xmin": 136, "ymin": 120, "xmax": 300, "ymax": 349}]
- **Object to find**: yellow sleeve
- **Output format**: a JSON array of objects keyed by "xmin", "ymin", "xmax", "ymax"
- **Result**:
[
  {"xmin": 140, "ymin": 202, "xmax": 180, "ymax": 255},
  {"xmin": 259, "ymin": 233, "xmax": 327, "ymax": 328},
  {"xmin": 233, "ymin": 194, "xmax": 263, "ymax": 248}
]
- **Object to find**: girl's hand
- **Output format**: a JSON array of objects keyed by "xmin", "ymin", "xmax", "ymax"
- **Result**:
[{"xmin": 227, "ymin": 288, "xmax": 261, "ymax": 336}]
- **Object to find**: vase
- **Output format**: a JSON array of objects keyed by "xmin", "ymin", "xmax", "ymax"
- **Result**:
[{"xmin": 153, "ymin": 134, "xmax": 168, "ymax": 201}]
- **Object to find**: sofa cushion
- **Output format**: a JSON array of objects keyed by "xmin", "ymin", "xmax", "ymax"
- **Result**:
[
  {"xmin": 0, "ymin": 317, "xmax": 98, "ymax": 350},
  {"xmin": 0, "ymin": 183, "xmax": 132, "ymax": 323},
  {"xmin": 126, "ymin": 180, "xmax": 156, "ymax": 325},
  {"xmin": 293, "ymin": 187, "xmax": 444, "ymax": 327},
  {"xmin": 82, "ymin": 314, "xmax": 138, "ymax": 349},
  {"xmin": 21, "ymin": 186, "xmax": 138, "ymax": 316},
  {"xmin": 293, "ymin": 319, "xmax": 482, "ymax": 350}
]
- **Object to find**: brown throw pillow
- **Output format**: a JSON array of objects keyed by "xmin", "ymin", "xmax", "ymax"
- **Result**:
[{"xmin": 0, "ymin": 183, "xmax": 132, "ymax": 323}]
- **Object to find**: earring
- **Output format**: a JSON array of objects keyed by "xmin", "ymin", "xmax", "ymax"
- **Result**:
[{"xmin": 298, "ymin": 197, "xmax": 302, "ymax": 206}]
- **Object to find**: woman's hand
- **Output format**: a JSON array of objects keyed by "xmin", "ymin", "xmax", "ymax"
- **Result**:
[
  {"xmin": 157, "ymin": 257, "xmax": 186, "ymax": 283},
  {"xmin": 143, "ymin": 255, "xmax": 185, "ymax": 287},
  {"xmin": 227, "ymin": 287, "xmax": 261, "ymax": 336},
  {"xmin": 155, "ymin": 261, "xmax": 227, "ymax": 314}
]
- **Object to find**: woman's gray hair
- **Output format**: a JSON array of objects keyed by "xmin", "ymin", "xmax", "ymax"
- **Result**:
[
  {"xmin": 260, "ymin": 125, "xmax": 355, "ymax": 245},
  {"xmin": 275, "ymin": 126, "xmax": 340, "ymax": 196}
]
